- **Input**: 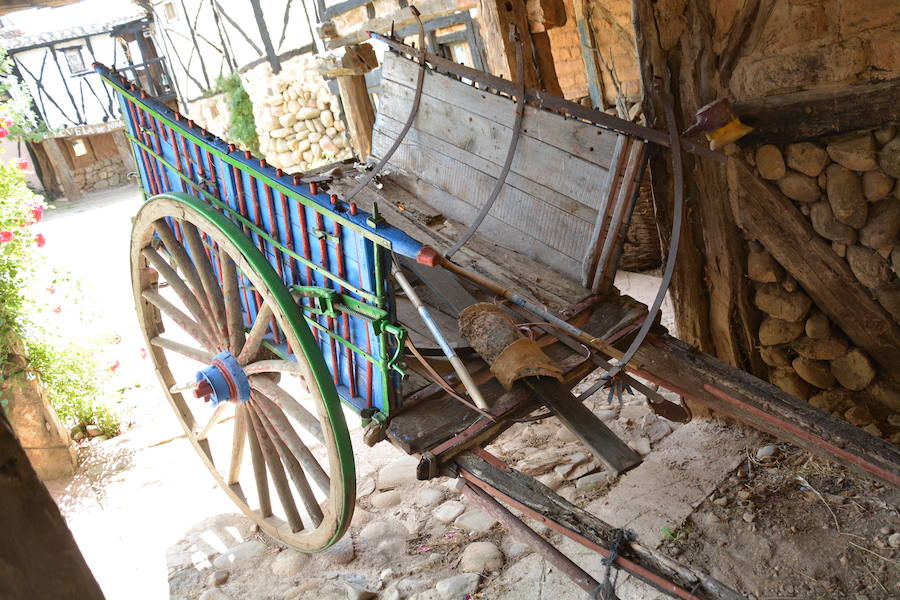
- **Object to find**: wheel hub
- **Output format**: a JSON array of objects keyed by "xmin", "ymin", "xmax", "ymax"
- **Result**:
[{"xmin": 194, "ymin": 350, "xmax": 250, "ymax": 405}]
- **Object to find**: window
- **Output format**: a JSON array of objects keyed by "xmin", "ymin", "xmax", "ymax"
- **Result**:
[
  {"xmin": 163, "ymin": 1, "xmax": 179, "ymax": 22},
  {"xmin": 61, "ymin": 47, "xmax": 87, "ymax": 74},
  {"xmin": 72, "ymin": 139, "xmax": 87, "ymax": 157}
]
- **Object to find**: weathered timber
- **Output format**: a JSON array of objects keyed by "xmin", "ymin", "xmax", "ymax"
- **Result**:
[
  {"xmin": 727, "ymin": 157, "xmax": 900, "ymax": 379},
  {"xmin": 734, "ymin": 78, "xmax": 900, "ymax": 144},
  {"xmin": 0, "ymin": 414, "xmax": 105, "ymax": 600},
  {"xmin": 325, "ymin": 0, "xmax": 464, "ymax": 49},
  {"xmin": 336, "ymin": 72, "xmax": 376, "ymax": 159},
  {"xmin": 477, "ymin": 0, "xmax": 538, "ymax": 88},
  {"xmin": 42, "ymin": 137, "xmax": 82, "ymax": 202},
  {"xmin": 634, "ymin": 333, "xmax": 900, "ymax": 488},
  {"xmin": 455, "ymin": 452, "xmax": 747, "ymax": 600},
  {"xmin": 632, "ymin": 0, "xmax": 763, "ymax": 381},
  {"xmin": 524, "ymin": 378, "xmax": 642, "ymax": 475}
]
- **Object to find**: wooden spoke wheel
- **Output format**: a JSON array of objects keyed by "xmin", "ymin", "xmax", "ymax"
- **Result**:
[{"xmin": 131, "ymin": 193, "xmax": 355, "ymax": 551}]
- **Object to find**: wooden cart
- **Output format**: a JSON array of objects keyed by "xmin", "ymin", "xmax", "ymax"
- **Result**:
[{"xmin": 95, "ymin": 32, "xmax": 899, "ymax": 599}]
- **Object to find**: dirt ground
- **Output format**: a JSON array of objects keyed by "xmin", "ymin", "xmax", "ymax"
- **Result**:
[{"xmin": 34, "ymin": 186, "xmax": 900, "ymax": 600}]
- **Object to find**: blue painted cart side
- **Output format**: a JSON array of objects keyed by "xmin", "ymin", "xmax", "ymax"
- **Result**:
[{"xmin": 96, "ymin": 63, "xmax": 431, "ymax": 420}]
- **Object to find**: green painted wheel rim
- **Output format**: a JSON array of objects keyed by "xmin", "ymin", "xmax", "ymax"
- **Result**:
[{"xmin": 136, "ymin": 192, "xmax": 355, "ymax": 551}]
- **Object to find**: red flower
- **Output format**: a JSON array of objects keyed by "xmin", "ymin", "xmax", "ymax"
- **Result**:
[
  {"xmin": 30, "ymin": 205, "xmax": 43, "ymax": 223},
  {"xmin": 0, "ymin": 127, "xmax": 9, "ymax": 139},
  {"xmin": 46, "ymin": 285, "xmax": 56, "ymax": 294},
  {"xmin": 52, "ymin": 305, "xmax": 62, "ymax": 313},
  {"xmin": 0, "ymin": 230, "xmax": 12, "ymax": 243},
  {"xmin": 109, "ymin": 360, "xmax": 120, "ymax": 372},
  {"xmin": 17, "ymin": 157, "xmax": 29, "ymax": 170},
  {"xmin": 5, "ymin": 118, "xmax": 12, "ymax": 128},
  {"xmin": 139, "ymin": 347, "xmax": 148, "ymax": 360},
  {"xmin": 34, "ymin": 233, "xmax": 45, "ymax": 247}
]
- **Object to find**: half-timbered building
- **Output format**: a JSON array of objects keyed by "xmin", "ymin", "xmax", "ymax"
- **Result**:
[{"xmin": 0, "ymin": 2, "xmax": 173, "ymax": 201}]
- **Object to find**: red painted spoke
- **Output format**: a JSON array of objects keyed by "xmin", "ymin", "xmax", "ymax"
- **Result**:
[
  {"xmin": 142, "ymin": 290, "xmax": 214, "ymax": 349},
  {"xmin": 252, "ymin": 390, "xmax": 330, "ymax": 492},
  {"xmin": 237, "ymin": 302, "xmax": 274, "ymax": 364},
  {"xmin": 244, "ymin": 404, "xmax": 272, "ymax": 517},
  {"xmin": 253, "ymin": 399, "xmax": 323, "ymax": 527},
  {"xmin": 248, "ymin": 405, "xmax": 304, "ymax": 532},
  {"xmin": 229, "ymin": 404, "xmax": 248, "ymax": 485},
  {"xmin": 150, "ymin": 336, "xmax": 213, "ymax": 363},
  {"xmin": 142, "ymin": 246, "xmax": 218, "ymax": 345},
  {"xmin": 248, "ymin": 376, "xmax": 324, "ymax": 445},
  {"xmin": 154, "ymin": 221, "xmax": 217, "ymax": 335},
  {"xmin": 181, "ymin": 222, "xmax": 228, "ymax": 348}
]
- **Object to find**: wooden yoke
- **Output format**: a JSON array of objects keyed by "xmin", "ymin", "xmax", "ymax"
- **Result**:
[{"xmin": 315, "ymin": 44, "xmax": 379, "ymax": 159}]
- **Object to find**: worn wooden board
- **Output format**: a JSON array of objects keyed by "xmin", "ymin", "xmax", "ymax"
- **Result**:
[{"xmin": 374, "ymin": 52, "xmax": 627, "ymax": 280}]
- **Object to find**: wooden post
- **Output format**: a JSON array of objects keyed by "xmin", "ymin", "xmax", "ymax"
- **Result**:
[
  {"xmin": 632, "ymin": 0, "xmax": 764, "ymax": 377},
  {"xmin": 42, "ymin": 137, "xmax": 82, "ymax": 202},
  {"xmin": 477, "ymin": 0, "xmax": 539, "ymax": 88},
  {"xmin": 112, "ymin": 128, "xmax": 137, "ymax": 172},
  {"xmin": 0, "ymin": 412, "xmax": 105, "ymax": 599},
  {"xmin": 572, "ymin": 0, "xmax": 606, "ymax": 109},
  {"xmin": 316, "ymin": 44, "xmax": 379, "ymax": 160}
]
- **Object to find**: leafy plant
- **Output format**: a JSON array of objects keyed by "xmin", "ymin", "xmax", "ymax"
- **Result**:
[
  {"xmin": 0, "ymin": 126, "xmax": 119, "ymax": 438},
  {"xmin": 212, "ymin": 73, "xmax": 259, "ymax": 156},
  {"xmin": 0, "ymin": 46, "xmax": 56, "ymax": 142}
]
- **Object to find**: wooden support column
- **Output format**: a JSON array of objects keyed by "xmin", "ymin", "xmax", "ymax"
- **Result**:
[
  {"xmin": 41, "ymin": 137, "xmax": 82, "ymax": 202},
  {"xmin": 478, "ymin": 0, "xmax": 539, "ymax": 88},
  {"xmin": 572, "ymin": 0, "xmax": 605, "ymax": 109},
  {"xmin": 112, "ymin": 128, "xmax": 137, "ymax": 172},
  {"xmin": 317, "ymin": 44, "xmax": 379, "ymax": 160},
  {"xmin": 632, "ymin": 0, "xmax": 764, "ymax": 377},
  {"xmin": 0, "ymin": 411, "xmax": 104, "ymax": 599}
]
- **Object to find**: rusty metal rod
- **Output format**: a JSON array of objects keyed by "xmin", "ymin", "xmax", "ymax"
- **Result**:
[{"xmin": 458, "ymin": 481, "xmax": 601, "ymax": 594}]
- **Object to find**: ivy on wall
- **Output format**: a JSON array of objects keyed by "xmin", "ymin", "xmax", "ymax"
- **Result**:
[{"xmin": 209, "ymin": 74, "xmax": 259, "ymax": 156}]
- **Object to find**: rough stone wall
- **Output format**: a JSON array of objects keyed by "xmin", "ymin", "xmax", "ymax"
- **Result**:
[
  {"xmin": 243, "ymin": 54, "xmax": 353, "ymax": 173},
  {"xmin": 186, "ymin": 55, "xmax": 354, "ymax": 174},
  {"xmin": 744, "ymin": 123, "xmax": 900, "ymax": 442},
  {"xmin": 720, "ymin": 0, "xmax": 900, "ymax": 100},
  {"xmin": 74, "ymin": 156, "xmax": 129, "ymax": 192}
]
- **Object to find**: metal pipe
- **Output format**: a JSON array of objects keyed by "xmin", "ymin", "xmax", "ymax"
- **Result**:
[
  {"xmin": 459, "ymin": 482, "xmax": 601, "ymax": 594},
  {"xmin": 392, "ymin": 267, "xmax": 488, "ymax": 409}
]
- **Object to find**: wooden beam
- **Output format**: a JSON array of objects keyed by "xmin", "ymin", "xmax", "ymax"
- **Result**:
[
  {"xmin": 336, "ymin": 73, "xmax": 376, "ymax": 160},
  {"xmin": 633, "ymin": 333, "xmax": 900, "ymax": 488},
  {"xmin": 734, "ymin": 78, "xmax": 900, "ymax": 144},
  {"xmin": 112, "ymin": 128, "xmax": 137, "ymax": 172},
  {"xmin": 572, "ymin": 0, "xmax": 605, "ymax": 109},
  {"xmin": 477, "ymin": 0, "xmax": 539, "ymax": 88},
  {"xmin": 727, "ymin": 157, "xmax": 900, "ymax": 375},
  {"xmin": 41, "ymin": 137, "xmax": 81, "ymax": 202}
]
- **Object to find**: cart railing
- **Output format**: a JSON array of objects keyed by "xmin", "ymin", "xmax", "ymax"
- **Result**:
[{"xmin": 96, "ymin": 62, "xmax": 431, "ymax": 422}]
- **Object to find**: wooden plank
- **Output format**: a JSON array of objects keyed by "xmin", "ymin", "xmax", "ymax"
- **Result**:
[
  {"xmin": 325, "ymin": 0, "xmax": 465, "ymax": 48},
  {"xmin": 734, "ymin": 78, "xmax": 900, "ymax": 144},
  {"xmin": 727, "ymin": 157, "xmax": 900, "ymax": 374},
  {"xmin": 525, "ymin": 378, "xmax": 642, "ymax": 475},
  {"xmin": 373, "ymin": 126, "xmax": 591, "ymax": 267},
  {"xmin": 112, "ymin": 128, "xmax": 137, "ymax": 171},
  {"xmin": 582, "ymin": 135, "xmax": 629, "ymax": 287},
  {"xmin": 337, "ymin": 73, "xmax": 376, "ymax": 159},
  {"xmin": 401, "ymin": 257, "xmax": 479, "ymax": 316},
  {"xmin": 454, "ymin": 452, "xmax": 744, "ymax": 600},
  {"xmin": 634, "ymin": 333, "xmax": 900, "ymax": 488},
  {"xmin": 382, "ymin": 53, "xmax": 619, "ymax": 169},
  {"xmin": 41, "ymin": 138, "xmax": 81, "ymax": 202},
  {"xmin": 379, "ymin": 71, "xmax": 611, "ymax": 210},
  {"xmin": 375, "ymin": 109, "xmax": 597, "ymax": 224}
]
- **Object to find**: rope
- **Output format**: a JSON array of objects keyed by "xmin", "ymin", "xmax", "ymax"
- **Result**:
[{"xmin": 592, "ymin": 529, "xmax": 631, "ymax": 600}]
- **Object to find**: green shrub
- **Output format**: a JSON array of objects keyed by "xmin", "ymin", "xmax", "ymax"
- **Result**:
[
  {"xmin": 0, "ymin": 155, "xmax": 120, "ymax": 437},
  {"xmin": 211, "ymin": 73, "xmax": 259, "ymax": 156}
]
